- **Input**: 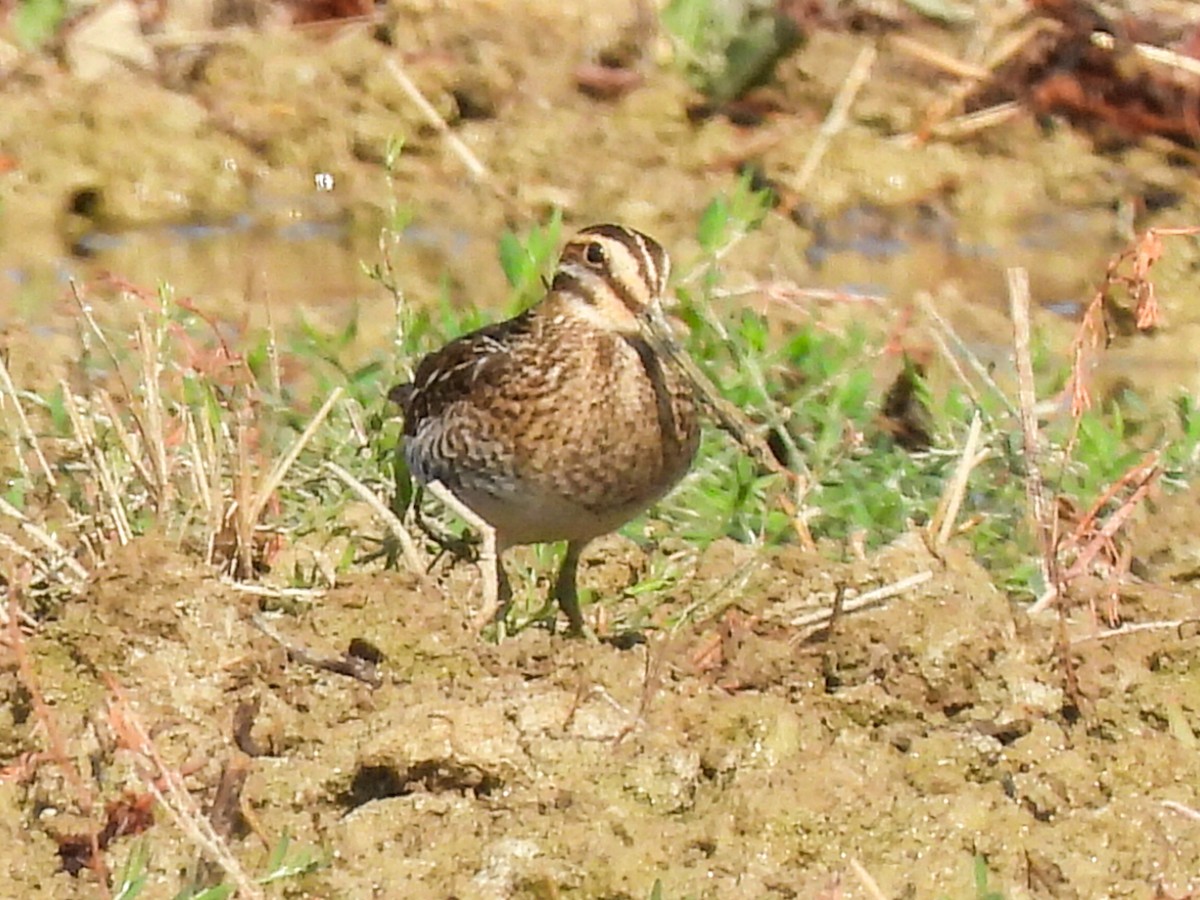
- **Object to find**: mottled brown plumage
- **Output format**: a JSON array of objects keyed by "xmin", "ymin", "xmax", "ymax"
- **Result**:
[{"xmin": 390, "ymin": 224, "xmax": 700, "ymax": 633}]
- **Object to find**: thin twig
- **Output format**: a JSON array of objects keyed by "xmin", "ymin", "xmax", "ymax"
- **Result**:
[
  {"xmin": 61, "ymin": 384, "xmax": 132, "ymax": 546},
  {"xmin": 246, "ymin": 387, "xmax": 343, "ymax": 529},
  {"xmin": 1058, "ymin": 457, "xmax": 1160, "ymax": 586},
  {"xmin": 887, "ymin": 32, "xmax": 990, "ymax": 79},
  {"xmin": 136, "ymin": 314, "xmax": 171, "ymax": 511},
  {"xmin": 679, "ymin": 41, "xmax": 875, "ymax": 294},
  {"xmin": 790, "ymin": 570, "xmax": 934, "ymax": 632},
  {"xmin": 1008, "ymin": 268, "xmax": 1056, "ymax": 614},
  {"xmin": 1095, "ymin": 32, "xmax": 1200, "ymax": 79},
  {"xmin": 916, "ymin": 291, "xmax": 1017, "ymax": 416},
  {"xmin": 233, "ymin": 405, "xmax": 255, "ymax": 578},
  {"xmin": 182, "ymin": 407, "xmax": 212, "ymax": 517},
  {"xmin": 930, "ymin": 409, "xmax": 986, "ymax": 551},
  {"xmin": 383, "ymin": 55, "xmax": 518, "ymax": 216},
  {"xmin": 264, "ymin": 296, "xmax": 282, "ymax": 398},
  {"xmin": 1071, "ymin": 618, "xmax": 1196, "ymax": 645},
  {"xmin": 196, "ymin": 401, "xmax": 226, "ymax": 566},
  {"xmin": 795, "ymin": 43, "xmax": 877, "ymax": 190},
  {"xmin": 322, "ymin": 461, "xmax": 425, "ymax": 576},
  {"xmin": 0, "ymin": 532, "xmax": 45, "ymax": 571},
  {"xmin": 0, "ymin": 498, "xmax": 90, "ymax": 581},
  {"xmin": 1161, "ymin": 800, "xmax": 1200, "ymax": 822},
  {"xmin": 105, "ymin": 677, "xmax": 264, "ymax": 899},
  {"xmin": 906, "ymin": 18, "xmax": 1062, "ymax": 142},
  {"xmin": 924, "ymin": 314, "xmax": 982, "ymax": 407},
  {"xmin": 923, "ymin": 101, "xmax": 1022, "ymax": 140},
  {"xmin": 0, "ymin": 353, "xmax": 56, "ymax": 487},
  {"xmin": 250, "ymin": 612, "xmax": 382, "ymax": 687},
  {"xmin": 848, "ymin": 858, "xmax": 889, "ymax": 900},
  {"xmin": 98, "ymin": 389, "xmax": 158, "ymax": 503},
  {"xmin": 222, "ymin": 579, "xmax": 326, "ymax": 600},
  {"xmin": 669, "ymin": 547, "xmax": 766, "ymax": 633},
  {"xmin": 70, "ymin": 281, "xmax": 159, "ymax": 481}
]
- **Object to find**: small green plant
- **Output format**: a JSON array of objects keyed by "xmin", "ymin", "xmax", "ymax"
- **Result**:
[
  {"xmin": 936, "ymin": 854, "xmax": 1005, "ymax": 900},
  {"xmin": 497, "ymin": 209, "xmax": 563, "ymax": 311},
  {"xmin": 661, "ymin": 0, "xmax": 802, "ymax": 104},
  {"xmin": 14, "ymin": 0, "xmax": 66, "ymax": 50},
  {"xmin": 257, "ymin": 829, "xmax": 325, "ymax": 884},
  {"xmin": 175, "ymin": 886, "xmax": 232, "ymax": 900},
  {"xmin": 112, "ymin": 840, "xmax": 150, "ymax": 900},
  {"xmin": 971, "ymin": 854, "xmax": 1005, "ymax": 900},
  {"xmin": 695, "ymin": 171, "xmax": 772, "ymax": 255},
  {"xmin": 111, "ymin": 830, "xmax": 325, "ymax": 900}
]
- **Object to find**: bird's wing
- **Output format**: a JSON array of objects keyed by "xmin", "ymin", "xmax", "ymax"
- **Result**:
[{"xmin": 389, "ymin": 312, "xmax": 537, "ymax": 434}]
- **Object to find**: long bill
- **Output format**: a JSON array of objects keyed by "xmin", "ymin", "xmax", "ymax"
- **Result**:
[{"xmin": 636, "ymin": 304, "xmax": 799, "ymax": 485}]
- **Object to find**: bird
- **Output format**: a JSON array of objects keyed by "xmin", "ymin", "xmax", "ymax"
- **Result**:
[{"xmin": 389, "ymin": 224, "xmax": 701, "ymax": 634}]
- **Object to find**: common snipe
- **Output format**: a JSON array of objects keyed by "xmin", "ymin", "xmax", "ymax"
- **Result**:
[{"xmin": 390, "ymin": 224, "xmax": 700, "ymax": 633}]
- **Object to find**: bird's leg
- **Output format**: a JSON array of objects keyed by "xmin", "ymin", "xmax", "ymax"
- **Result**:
[
  {"xmin": 470, "ymin": 553, "xmax": 514, "ymax": 634},
  {"xmin": 424, "ymin": 480, "xmax": 507, "ymax": 631},
  {"xmin": 552, "ymin": 540, "xmax": 589, "ymax": 635},
  {"xmin": 413, "ymin": 485, "xmax": 478, "ymax": 562}
]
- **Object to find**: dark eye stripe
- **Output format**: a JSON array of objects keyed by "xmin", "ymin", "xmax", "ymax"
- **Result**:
[
  {"xmin": 553, "ymin": 260, "xmax": 646, "ymax": 314},
  {"xmin": 606, "ymin": 268, "xmax": 646, "ymax": 314},
  {"xmin": 579, "ymin": 224, "xmax": 663, "ymax": 294},
  {"xmin": 627, "ymin": 232, "xmax": 656, "ymax": 298}
]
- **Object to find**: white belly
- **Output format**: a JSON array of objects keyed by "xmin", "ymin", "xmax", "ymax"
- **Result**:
[{"xmin": 449, "ymin": 481, "xmax": 658, "ymax": 548}]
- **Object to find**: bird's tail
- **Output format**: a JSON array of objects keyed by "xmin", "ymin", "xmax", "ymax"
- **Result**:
[{"xmin": 387, "ymin": 382, "xmax": 414, "ymax": 410}]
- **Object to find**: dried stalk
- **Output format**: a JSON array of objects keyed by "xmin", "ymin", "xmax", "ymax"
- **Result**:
[
  {"xmin": 136, "ymin": 314, "xmax": 171, "ymax": 510},
  {"xmin": 1008, "ymin": 268, "xmax": 1057, "ymax": 613},
  {"xmin": 0, "ymin": 353, "xmax": 56, "ymax": 486},
  {"xmin": 929, "ymin": 409, "xmax": 987, "ymax": 551},
  {"xmin": 795, "ymin": 42, "xmax": 877, "ymax": 190},
  {"xmin": 0, "ymin": 497, "xmax": 89, "ymax": 582},
  {"xmin": 70, "ymin": 282, "xmax": 160, "ymax": 487},
  {"xmin": 323, "ymin": 460, "xmax": 425, "ymax": 576},
  {"xmin": 105, "ymin": 677, "xmax": 263, "ymax": 899},
  {"xmin": 790, "ymin": 570, "xmax": 933, "ymax": 633},
  {"xmin": 383, "ymin": 55, "xmax": 518, "ymax": 217},
  {"xmin": 60, "ymin": 384, "xmax": 132, "ymax": 546},
  {"xmin": 246, "ymin": 387, "xmax": 343, "ymax": 529},
  {"xmin": 916, "ymin": 291, "xmax": 1017, "ymax": 417},
  {"xmin": 98, "ymin": 389, "xmax": 157, "ymax": 502},
  {"xmin": 1071, "ymin": 618, "xmax": 1195, "ymax": 645}
]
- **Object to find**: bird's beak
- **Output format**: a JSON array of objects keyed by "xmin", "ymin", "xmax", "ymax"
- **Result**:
[
  {"xmin": 638, "ymin": 304, "xmax": 682, "ymax": 359},
  {"xmin": 638, "ymin": 303, "xmax": 715, "ymax": 410}
]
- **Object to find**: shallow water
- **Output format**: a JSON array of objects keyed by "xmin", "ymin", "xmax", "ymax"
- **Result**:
[{"xmin": 0, "ymin": 189, "xmax": 1117, "ymax": 343}]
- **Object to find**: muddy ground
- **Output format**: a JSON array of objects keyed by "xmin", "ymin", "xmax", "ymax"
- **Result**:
[{"xmin": 3, "ymin": 0, "xmax": 1200, "ymax": 897}]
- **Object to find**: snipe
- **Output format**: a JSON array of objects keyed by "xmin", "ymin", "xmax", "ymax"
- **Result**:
[{"xmin": 390, "ymin": 224, "xmax": 700, "ymax": 633}]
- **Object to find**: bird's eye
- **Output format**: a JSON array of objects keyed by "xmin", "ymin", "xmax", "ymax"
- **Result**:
[{"xmin": 584, "ymin": 242, "xmax": 607, "ymax": 266}]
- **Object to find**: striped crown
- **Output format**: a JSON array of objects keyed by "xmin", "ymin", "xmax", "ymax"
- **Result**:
[{"xmin": 549, "ymin": 224, "xmax": 671, "ymax": 336}]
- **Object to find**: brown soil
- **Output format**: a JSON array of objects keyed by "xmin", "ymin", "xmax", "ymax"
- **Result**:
[
  {"xmin": 6, "ymin": 526, "xmax": 1200, "ymax": 897},
  {"xmin": 3, "ymin": 1, "xmax": 1200, "ymax": 898}
]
